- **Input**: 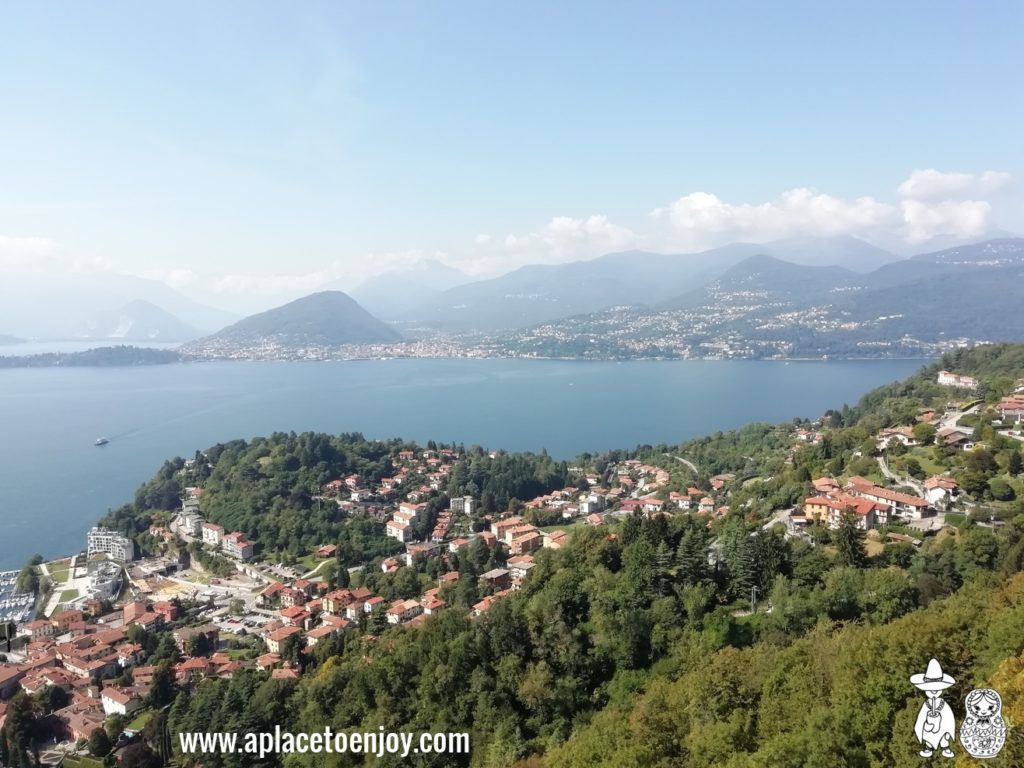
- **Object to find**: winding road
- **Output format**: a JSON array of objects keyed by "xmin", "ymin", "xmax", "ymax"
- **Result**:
[
  {"xmin": 877, "ymin": 455, "xmax": 926, "ymax": 496},
  {"xmin": 664, "ymin": 454, "xmax": 699, "ymax": 475}
]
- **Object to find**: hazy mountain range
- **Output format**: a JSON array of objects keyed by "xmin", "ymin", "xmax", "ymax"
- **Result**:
[
  {"xmin": 491, "ymin": 238, "xmax": 1024, "ymax": 359},
  {"xmin": 386, "ymin": 236, "xmax": 904, "ymax": 332},
  {"xmin": 341, "ymin": 260, "xmax": 471, "ymax": 320},
  {"xmin": 0, "ymin": 272, "xmax": 236, "ymax": 341},
  {"xmin": 3, "ymin": 236, "xmax": 1022, "ymax": 357}
]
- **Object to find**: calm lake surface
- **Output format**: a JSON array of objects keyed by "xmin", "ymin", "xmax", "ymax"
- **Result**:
[{"xmin": 0, "ymin": 357, "xmax": 922, "ymax": 567}]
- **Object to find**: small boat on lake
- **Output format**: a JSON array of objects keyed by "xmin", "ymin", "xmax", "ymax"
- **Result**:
[{"xmin": 94, "ymin": 437, "xmax": 109, "ymax": 446}]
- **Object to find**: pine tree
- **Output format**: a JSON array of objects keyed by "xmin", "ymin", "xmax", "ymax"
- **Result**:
[
  {"xmin": 676, "ymin": 528, "xmax": 707, "ymax": 586},
  {"xmin": 654, "ymin": 541, "xmax": 674, "ymax": 594},
  {"xmin": 727, "ymin": 536, "xmax": 758, "ymax": 601},
  {"xmin": 1008, "ymin": 450, "xmax": 1023, "ymax": 476},
  {"xmin": 0, "ymin": 727, "xmax": 10, "ymax": 768},
  {"xmin": 836, "ymin": 513, "xmax": 868, "ymax": 568}
]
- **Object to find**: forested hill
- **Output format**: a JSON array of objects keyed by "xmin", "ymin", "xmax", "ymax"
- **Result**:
[
  {"xmin": 0, "ymin": 345, "xmax": 180, "ymax": 368},
  {"xmin": 92, "ymin": 344, "xmax": 1024, "ymax": 767}
]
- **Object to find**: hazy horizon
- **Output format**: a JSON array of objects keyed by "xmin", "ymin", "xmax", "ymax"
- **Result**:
[{"xmin": 2, "ymin": 2, "xmax": 1022, "ymax": 316}]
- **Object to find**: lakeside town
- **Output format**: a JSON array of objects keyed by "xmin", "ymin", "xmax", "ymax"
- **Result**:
[{"xmin": 1, "ymin": 364, "xmax": 1023, "ymax": 766}]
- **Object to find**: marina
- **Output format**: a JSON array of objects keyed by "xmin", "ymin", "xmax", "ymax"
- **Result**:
[{"xmin": 0, "ymin": 569, "xmax": 36, "ymax": 624}]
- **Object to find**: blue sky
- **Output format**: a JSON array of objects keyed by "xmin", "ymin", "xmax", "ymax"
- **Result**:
[{"xmin": 1, "ymin": 1, "xmax": 1021, "ymax": 308}]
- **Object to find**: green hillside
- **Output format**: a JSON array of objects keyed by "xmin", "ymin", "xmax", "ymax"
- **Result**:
[{"xmin": 89, "ymin": 345, "xmax": 1024, "ymax": 767}]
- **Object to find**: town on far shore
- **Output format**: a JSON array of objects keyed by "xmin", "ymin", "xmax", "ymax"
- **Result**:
[{"xmin": 1, "ymin": 365, "xmax": 1022, "ymax": 765}]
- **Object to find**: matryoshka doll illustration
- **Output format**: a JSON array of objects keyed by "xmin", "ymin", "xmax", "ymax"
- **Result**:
[{"xmin": 960, "ymin": 688, "xmax": 1006, "ymax": 759}]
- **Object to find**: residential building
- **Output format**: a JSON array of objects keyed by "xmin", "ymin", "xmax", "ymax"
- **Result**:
[
  {"xmin": 385, "ymin": 599, "xmax": 423, "ymax": 625},
  {"xmin": 221, "ymin": 531, "xmax": 254, "ymax": 560},
  {"xmin": 924, "ymin": 476, "xmax": 959, "ymax": 507},
  {"xmin": 265, "ymin": 625, "xmax": 302, "ymax": 654},
  {"xmin": 385, "ymin": 520, "xmax": 411, "ymax": 542},
  {"xmin": 480, "ymin": 568, "xmax": 512, "ymax": 592},
  {"xmin": 86, "ymin": 527, "xmax": 135, "ymax": 562},
  {"xmin": 449, "ymin": 495, "xmax": 477, "ymax": 516},
  {"xmin": 201, "ymin": 522, "xmax": 225, "ymax": 548},
  {"xmin": 845, "ymin": 476, "xmax": 930, "ymax": 520},
  {"xmin": 101, "ymin": 686, "xmax": 145, "ymax": 717},
  {"xmin": 937, "ymin": 370, "xmax": 979, "ymax": 389}
]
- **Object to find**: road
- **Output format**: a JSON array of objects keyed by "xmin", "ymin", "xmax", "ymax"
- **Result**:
[
  {"xmin": 877, "ymin": 455, "xmax": 926, "ymax": 497},
  {"xmin": 937, "ymin": 403, "xmax": 980, "ymax": 431},
  {"xmin": 761, "ymin": 507, "xmax": 793, "ymax": 531},
  {"xmin": 664, "ymin": 454, "xmax": 699, "ymax": 474}
]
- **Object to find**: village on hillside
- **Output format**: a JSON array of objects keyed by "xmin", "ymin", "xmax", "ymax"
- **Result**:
[{"xmin": 1, "ymin": 367, "xmax": 1022, "ymax": 764}]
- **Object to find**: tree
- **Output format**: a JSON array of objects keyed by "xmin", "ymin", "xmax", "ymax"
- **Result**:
[
  {"xmin": 15, "ymin": 556, "xmax": 41, "ymax": 594},
  {"xmin": 105, "ymin": 713, "xmax": 127, "ymax": 741},
  {"xmin": 336, "ymin": 564, "xmax": 351, "ymax": 588},
  {"xmin": 3, "ymin": 692, "xmax": 36, "ymax": 767},
  {"xmin": 989, "ymin": 477, "xmax": 1016, "ymax": 501},
  {"xmin": 960, "ymin": 470, "xmax": 991, "ymax": 498},
  {"xmin": 1008, "ymin": 451, "xmax": 1023, "ymax": 476},
  {"xmin": 119, "ymin": 743, "xmax": 162, "ymax": 768},
  {"xmin": 912, "ymin": 422, "xmax": 937, "ymax": 445},
  {"xmin": 35, "ymin": 684, "xmax": 68, "ymax": 714},
  {"xmin": 152, "ymin": 633, "xmax": 181, "ymax": 664},
  {"xmin": 835, "ymin": 513, "xmax": 868, "ymax": 568},
  {"xmin": 88, "ymin": 726, "xmax": 113, "ymax": 757},
  {"xmin": 676, "ymin": 527, "xmax": 708, "ymax": 586},
  {"xmin": 149, "ymin": 661, "xmax": 175, "ymax": 708}
]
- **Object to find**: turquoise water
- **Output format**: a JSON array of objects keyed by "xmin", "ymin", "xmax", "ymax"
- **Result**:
[{"xmin": 0, "ymin": 357, "xmax": 922, "ymax": 567}]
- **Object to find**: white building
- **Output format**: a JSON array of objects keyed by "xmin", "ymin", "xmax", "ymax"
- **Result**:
[
  {"xmin": 579, "ymin": 494, "xmax": 605, "ymax": 516},
  {"xmin": 87, "ymin": 527, "xmax": 135, "ymax": 562},
  {"xmin": 450, "ymin": 495, "xmax": 477, "ymax": 516},
  {"xmin": 937, "ymin": 370, "xmax": 979, "ymax": 390},
  {"xmin": 385, "ymin": 520, "xmax": 410, "ymax": 543},
  {"xmin": 201, "ymin": 522, "xmax": 225, "ymax": 547},
  {"xmin": 101, "ymin": 687, "xmax": 144, "ymax": 716}
]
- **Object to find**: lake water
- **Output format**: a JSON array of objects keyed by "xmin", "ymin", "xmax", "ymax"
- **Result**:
[{"xmin": 0, "ymin": 357, "xmax": 922, "ymax": 568}]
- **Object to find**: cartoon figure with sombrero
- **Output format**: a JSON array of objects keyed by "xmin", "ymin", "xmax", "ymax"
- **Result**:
[{"xmin": 911, "ymin": 658, "xmax": 956, "ymax": 758}]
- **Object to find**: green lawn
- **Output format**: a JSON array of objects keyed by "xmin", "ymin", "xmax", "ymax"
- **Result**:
[
  {"xmin": 297, "ymin": 554, "xmax": 329, "ymax": 572},
  {"xmin": 907, "ymin": 448, "xmax": 947, "ymax": 476},
  {"xmin": 59, "ymin": 588, "xmax": 79, "ymax": 602},
  {"xmin": 127, "ymin": 710, "xmax": 153, "ymax": 731},
  {"xmin": 46, "ymin": 558, "xmax": 72, "ymax": 583},
  {"xmin": 63, "ymin": 757, "xmax": 104, "ymax": 768}
]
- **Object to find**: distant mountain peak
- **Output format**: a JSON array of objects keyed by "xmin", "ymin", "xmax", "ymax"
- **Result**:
[
  {"xmin": 759, "ymin": 235, "xmax": 899, "ymax": 273},
  {"xmin": 187, "ymin": 290, "xmax": 401, "ymax": 349},
  {"xmin": 80, "ymin": 299, "xmax": 199, "ymax": 342}
]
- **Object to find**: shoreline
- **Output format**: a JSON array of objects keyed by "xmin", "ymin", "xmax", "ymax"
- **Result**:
[{"xmin": 0, "ymin": 349, "xmax": 937, "ymax": 367}]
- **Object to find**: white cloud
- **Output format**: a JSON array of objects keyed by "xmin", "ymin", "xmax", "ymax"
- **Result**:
[
  {"xmin": 0, "ymin": 235, "xmax": 59, "ymax": 268},
  {"xmin": 651, "ymin": 188, "xmax": 900, "ymax": 249},
  {"xmin": 900, "ymin": 199, "xmax": 993, "ymax": 244},
  {"xmin": 897, "ymin": 169, "xmax": 1013, "ymax": 201},
  {"xmin": 649, "ymin": 170, "xmax": 1011, "ymax": 251},
  {"xmin": 0, "ymin": 235, "xmax": 57, "ymax": 254}
]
